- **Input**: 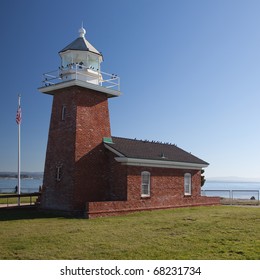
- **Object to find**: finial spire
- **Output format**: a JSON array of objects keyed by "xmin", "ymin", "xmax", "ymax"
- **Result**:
[{"xmin": 79, "ymin": 23, "xmax": 86, "ymax": 38}]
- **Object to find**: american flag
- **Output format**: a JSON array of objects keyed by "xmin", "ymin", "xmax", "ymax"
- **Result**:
[{"xmin": 16, "ymin": 105, "xmax": 22, "ymax": 125}]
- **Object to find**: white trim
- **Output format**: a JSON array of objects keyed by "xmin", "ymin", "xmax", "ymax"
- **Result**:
[
  {"xmin": 38, "ymin": 79, "xmax": 121, "ymax": 98},
  {"xmin": 114, "ymin": 157, "xmax": 208, "ymax": 170},
  {"xmin": 104, "ymin": 143, "xmax": 125, "ymax": 157}
]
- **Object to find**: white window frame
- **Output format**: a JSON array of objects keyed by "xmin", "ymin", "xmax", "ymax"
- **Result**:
[
  {"xmin": 184, "ymin": 173, "xmax": 192, "ymax": 195},
  {"xmin": 141, "ymin": 171, "xmax": 150, "ymax": 197}
]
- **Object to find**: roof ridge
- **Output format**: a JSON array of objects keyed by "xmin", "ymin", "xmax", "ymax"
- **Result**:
[{"xmin": 112, "ymin": 135, "xmax": 178, "ymax": 147}]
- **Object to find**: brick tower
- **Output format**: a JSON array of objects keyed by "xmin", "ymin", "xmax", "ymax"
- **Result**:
[{"xmin": 38, "ymin": 27, "xmax": 120, "ymax": 215}]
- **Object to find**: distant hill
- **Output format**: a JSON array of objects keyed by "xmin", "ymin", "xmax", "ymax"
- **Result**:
[
  {"xmin": 0, "ymin": 172, "xmax": 43, "ymax": 179},
  {"xmin": 207, "ymin": 176, "xmax": 260, "ymax": 183}
]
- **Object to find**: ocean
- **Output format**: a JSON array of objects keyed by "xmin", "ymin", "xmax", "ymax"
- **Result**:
[
  {"xmin": 0, "ymin": 178, "xmax": 42, "ymax": 194},
  {"xmin": 1, "ymin": 178, "xmax": 260, "ymax": 199}
]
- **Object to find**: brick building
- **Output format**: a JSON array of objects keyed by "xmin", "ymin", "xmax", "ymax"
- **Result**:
[{"xmin": 38, "ymin": 27, "xmax": 219, "ymax": 218}]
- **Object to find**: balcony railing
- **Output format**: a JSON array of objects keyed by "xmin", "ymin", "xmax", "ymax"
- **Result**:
[{"xmin": 41, "ymin": 64, "xmax": 120, "ymax": 92}]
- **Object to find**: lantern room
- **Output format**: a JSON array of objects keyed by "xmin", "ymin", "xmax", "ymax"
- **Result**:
[
  {"xmin": 39, "ymin": 26, "xmax": 120, "ymax": 97},
  {"xmin": 59, "ymin": 26, "xmax": 103, "ymax": 85}
]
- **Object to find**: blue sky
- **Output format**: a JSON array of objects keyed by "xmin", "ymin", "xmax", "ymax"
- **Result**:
[{"xmin": 1, "ymin": 0, "xmax": 260, "ymax": 179}]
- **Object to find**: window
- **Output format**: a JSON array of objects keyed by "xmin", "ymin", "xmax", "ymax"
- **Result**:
[
  {"xmin": 56, "ymin": 165, "xmax": 62, "ymax": 181},
  {"xmin": 141, "ymin": 171, "xmax": 150, "ymax": 197},
  {"xmin": 88, "ymin": 54, "xmax": 99, "ymax": 70},
  {"xmin": 184, "ymin": 173, "xmax": 192, "ymax": 195},
  {"xmin": 61, "ymin": 105, "xmax": 66, "ymax": 121}
]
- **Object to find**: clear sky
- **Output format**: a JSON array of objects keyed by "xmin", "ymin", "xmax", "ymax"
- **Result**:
[{"xmin": 1, "ymin": 0, "xmax": 260, "ymax": 179}]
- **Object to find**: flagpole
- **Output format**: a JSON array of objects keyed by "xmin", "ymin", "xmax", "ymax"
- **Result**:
[{"xmin": 17, "ymin": 95, "xmax": 21, "ymax": 206}]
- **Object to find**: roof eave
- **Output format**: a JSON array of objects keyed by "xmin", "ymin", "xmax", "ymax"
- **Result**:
[
  {"xmin": 38, "ymin": 79, "xmax": 121, "ymax": 98},
  {"xmin": 59, "ymin": 49, "xmax": 103, "ymax": 58},
  {"xmin": 104, "ymin": 143, "xmax": 125, "ymax": 157},
  {"xmin": 114, "ymin": 157, "xmax": 208, "ymax": 169}
]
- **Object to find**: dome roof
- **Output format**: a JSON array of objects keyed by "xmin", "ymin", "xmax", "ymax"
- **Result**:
[{"xmin": 59, "ymin": 27, "xmax": 102, "ymax": 57}]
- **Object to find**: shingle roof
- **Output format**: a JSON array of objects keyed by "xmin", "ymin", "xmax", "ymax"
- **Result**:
[
  {"xmin": 59, "ymin": 36, "xmax": 102, "ymax": 56},
  {"xmin": 105, "ymin": 136, "xmax": 209, "ymax": 166}
]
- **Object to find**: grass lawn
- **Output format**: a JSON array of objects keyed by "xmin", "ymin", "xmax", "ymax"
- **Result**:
[{"xmin": 0, "ymin": 206, "xmax": 259, "ymax": 260}]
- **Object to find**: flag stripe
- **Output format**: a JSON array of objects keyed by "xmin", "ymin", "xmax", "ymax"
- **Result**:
[{"xmin": 16, "ymin": 106, "xmax": 22, "ymax": 125}]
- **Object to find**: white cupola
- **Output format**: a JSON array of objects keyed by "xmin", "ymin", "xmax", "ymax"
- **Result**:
[
  {"xmin": 39, "ymin": 26, "xmax": 120, "ymax": 97},
  {"xmin": 59, "ymin": 26, "xmax": 103, "ymax": 84}
]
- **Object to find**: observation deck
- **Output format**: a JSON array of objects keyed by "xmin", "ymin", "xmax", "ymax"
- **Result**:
[{"xmin": 38, "ymin": 64, "xmax": 121, "ymax": 98}]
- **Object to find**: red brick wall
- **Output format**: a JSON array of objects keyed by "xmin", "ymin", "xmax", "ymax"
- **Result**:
[
  {"xmin": 86, "ymin": 157, "xmax": 220, "ymax": 218},
  {"xmin": 126, "ymin": 166, "xmax": 202, "ymax": 203},
  {"xmin": 106, "ymin": 149, "xmax": 127, "ymax": 200},
  {"xmin": 40, "ymin": 86, "xmax": 112, "ymax": 213},
  {"xmin": 87, "ymin": 196, "xmax": 220, "ymax": 218},
  {"xmin": 73, "ymin": 88, "xmax": 111, "ymax": 209},
  {"xmin": 40, "ymin": 87, "xmax": 77, "ymax": 211}
]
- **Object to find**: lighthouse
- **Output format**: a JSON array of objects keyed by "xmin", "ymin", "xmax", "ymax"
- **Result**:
[{"xmin": 38, "ymin": 27, "xmax": 121, "ymax": 215}]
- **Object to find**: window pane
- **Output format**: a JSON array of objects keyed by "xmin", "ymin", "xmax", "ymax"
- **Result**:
[
  {"xmin": 141, "ymin": 172, "xmax": 150, "ymax": 196},
  {"xmin": 184, "ymin": 173, "xmax": 191, "ymax": 195},
  {"xmin": 56, "ymin": 166, "xmax": 62, "ymax": 181},
  {"xmin": 142, "ymin": 174, "xmax": 149, "ymax": 183},
  {"xmin": 142, "ymin": 184, "xmax": 149, "ymax": 195},
  {"xmin": 61, "ymin": 105, "xmax": 66, "ymax": 121}
]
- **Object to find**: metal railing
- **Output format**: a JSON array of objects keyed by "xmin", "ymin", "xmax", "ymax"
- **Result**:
[
  {"xmin": 41, "ymin": 64, "xmax": 120, "ymax": 91},
  {"xmin": 0, "ymin": 187, "xmax": 41, "ymax": 194},
  {"xmin": 201, "ymin": 189, "xmax": 260, "ymax": 205},
  {"xmin": 0, "ymin": 193, "xmax": 41, "ymax": 207}
]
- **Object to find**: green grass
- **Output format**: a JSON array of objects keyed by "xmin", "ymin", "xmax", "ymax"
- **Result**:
[{"xmin": 0, "ymin": 206, "xmax": 259, "ymax": 260}]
